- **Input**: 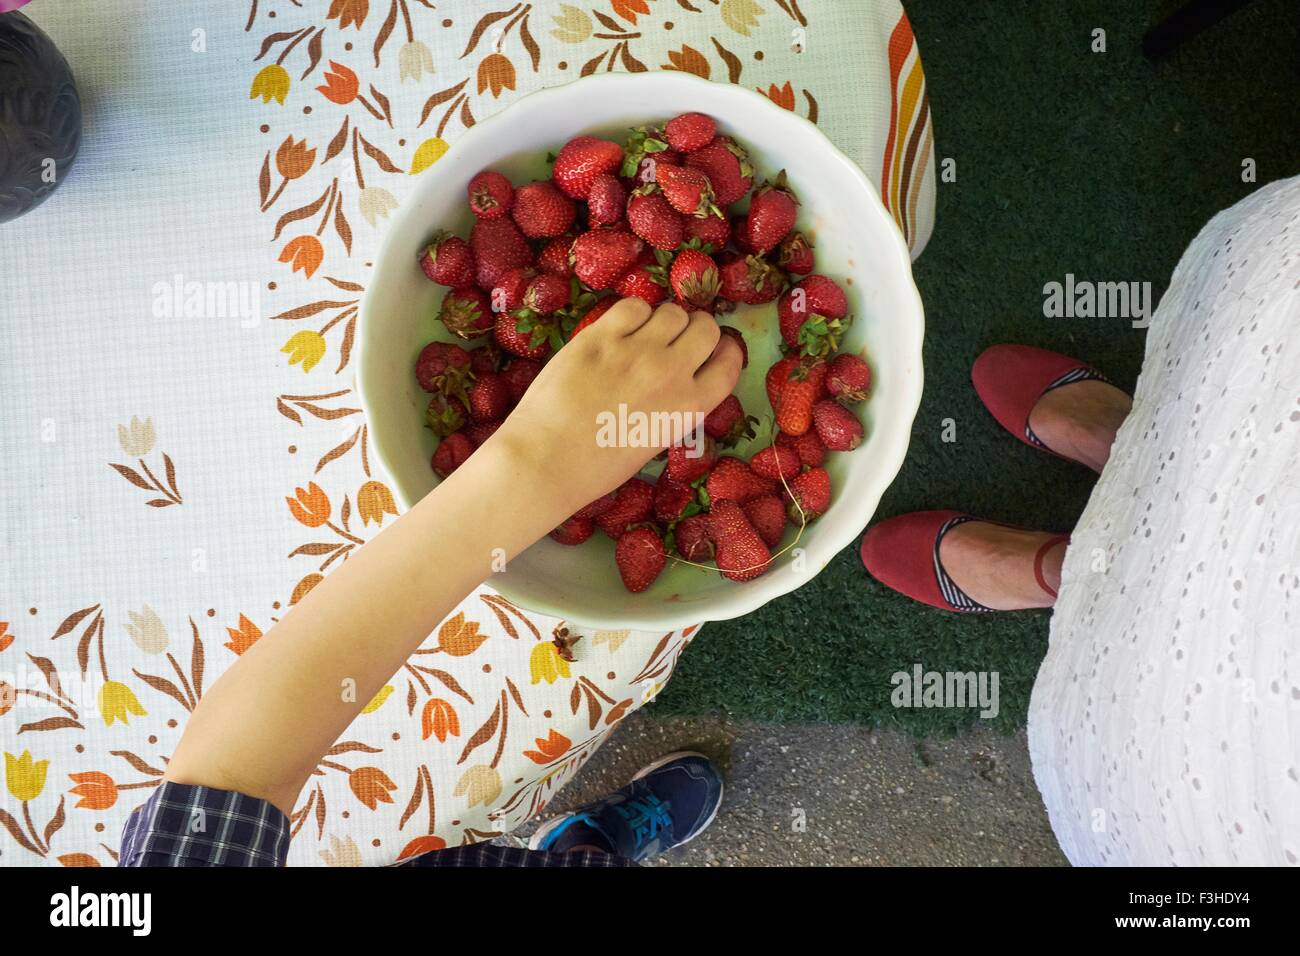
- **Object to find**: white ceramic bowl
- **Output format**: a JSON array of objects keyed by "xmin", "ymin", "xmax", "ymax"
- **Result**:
[{"xmin": 358, "ymin": 72, "xmax": 924, "ymax": 631}]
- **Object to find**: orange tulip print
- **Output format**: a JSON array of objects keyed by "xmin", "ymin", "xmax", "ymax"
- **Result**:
[
  {"xmin": 275, "ymin": 136, "xmax": 316, "ymax": 181},
  {"xmin": 396, "ymin": 835, "xmax": 446, "ymax": 861},
  {"xmin": 760, "ymin": 81, "xmax": 796, "ymax": 111},
  {"xmin": 287, "ymin": 481, "xmax": 331, "ymax": 527},
  {"xmin": 348, "ymin": 766, "xmax": 397, "ymax": 810},
  {"xmin": 327, "ymin": 0, "xmax": 369, "ymax": 30},
  {"xmin": 278, "ymin": 235, "xmax": 324, "ymax": 278},
  {"xmin": 476, "ymin": 53, "xmax": 516, "ymax": 99},
  {"xmin": 317, "ymin": 61, "xmax": 359, "ymax": 104},
  {"xmin": 421, "ymin": 698, "xmax": 460, "ymax": 742},
  {"xmin": 224, "ymin": 614, "xmax": 264, "ymax": 656},
  {"xmin": 523, "ymin": 729, "xmax": 571, "ymax": 764},
  {"xmin": 68, "ymin": 771, "xmax": 118, "ymax": 810}
]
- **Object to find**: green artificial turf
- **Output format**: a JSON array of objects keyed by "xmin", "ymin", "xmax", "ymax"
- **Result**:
[{"xmin": 654, "ymin": 0, "xmax": 1300, "ymax": 734}]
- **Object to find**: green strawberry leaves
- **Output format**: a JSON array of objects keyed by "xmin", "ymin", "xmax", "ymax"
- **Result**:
[
  {"xmin": 797, "ymin": 313, "xmax": 853, "ymax": 358},
  {"xmin": 621, "ymin": 126, "xmax": 670, "ymax": 179}
]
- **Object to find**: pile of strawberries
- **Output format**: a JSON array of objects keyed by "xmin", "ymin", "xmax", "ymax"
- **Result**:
[{"xmin": 415, "ymin": 112, "xmax": 871, "ymax": 593}]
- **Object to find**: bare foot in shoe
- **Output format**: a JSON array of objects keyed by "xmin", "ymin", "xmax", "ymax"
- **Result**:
[
  {"xmin": 1028, "ymin": 380, "xmax": 1132, "ymax": 473},
  {"xmin": 939, "ymin": 522, "xmax": 1067, "ymax": 610}
]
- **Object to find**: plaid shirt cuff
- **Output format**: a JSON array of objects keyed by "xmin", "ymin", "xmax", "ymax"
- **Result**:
[{"xmin": 119, "ymin": 781, "xmax": 291, "ymax": 867}]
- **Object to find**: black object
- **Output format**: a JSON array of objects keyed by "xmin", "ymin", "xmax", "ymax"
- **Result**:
[
  {"xmin": 0, "ymin": 10, "xmax": 81, "ymax": 224},
  {"xmin": 1142, "ymin": 0, "xmax": 1256, "ymax": 60}
]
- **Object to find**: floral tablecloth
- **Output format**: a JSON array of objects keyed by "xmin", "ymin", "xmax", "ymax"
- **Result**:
[{"xmin": 0, "ymin": 0, "xmax": 933, "ymax": 866}]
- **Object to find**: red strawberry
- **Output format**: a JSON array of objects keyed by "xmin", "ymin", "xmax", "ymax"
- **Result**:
[
  {"xmin": 765, "ymin": 355, "xmax": 824, "ymax": 410},
  {"xmin": 765, "ymin": 356, "xmax": 798, "ymax": 409},
  {"xmin": 571, "ymin": 228, "xmax": 645, "ymax": 289},
  {"xmin": 673, "ymin": 513, "xmax": 714, "ymax": 562},
  {"xmin": 438, "ymin": 287, "xmax": 493, "ymax": 339},
  {"xmin": 466, "ymin": 371, "xmax": 511, "ymax": 423},
  {"xmin": 745, "ymin": 171, "xmax": 799, "ymax": 255},
  {"xmin": 550, "ymin": 515, "xmax": 595, "ymax": 546},
  {"xmin": 521, "ymin": 273, "xmax": 570, "ymax": 314},
  {"xmin": 468, "ymin": 342, "xmax": 502, "ymax": 375},
  {"xmin": 511, "ymin": 180, "xmax": 576, "ymax": 239},
  {"xmin": 467, "ymin": 170, "xmax": 513, "ymax": 220},
  {"xmin": 538, "ymin": 236, "xmax": 575, "ymax": 277},
  {"xmin": 775, "ymin": 359, "xmax": 828, "ymax": 436},
  {"xmin": 777, "ymin": 231, "xmax": 815, "ymax": 275},
  {"xmin": 683, "ymin": 212, "xmax": 730, "ymax": 252},
  {"xmin": 464, "ymin": 418, "xmax": 503, "ymax": 446},
  {"xmin": 586, "ymin": 173, "xmax": 627, "ymax": 226},
  {"xmin": 597, "ymin": 478, "xmax": 655, "ymax": 539},
  {"xmin": 431, "ymin": 431, "xmax": 474, "ymax": 477},
  {"xmin": 730, "ymin": 214, "xmax": 754, "ymax": 253},
  {"xmin": 425, "ymin": 393, "xmax": 467, "ymax": 438},
  {"xmin": 573, "ymin": 489, "xmax": 618, "ymax": 521},
  {"xmin": 826, "ymin": 353, "xmax": 872, "ymax": 403},
  {"xmin": 776, "ymin": 428, "xmax": 827, "ymax": 467},
  {"xmin": 664, "ymin": 112, "xmax": 717, "ymax": 153},
  {"xmin": 705, "ymin": 456, "xmax": 776, "ymax": 504},
  {"xmin": 686, "ymin": 141, "xmax": 753, "ymax": 206},
  {"xmin": 470, "ymin": 217, "xmax": 532, "ymax": 291},
  {"xmin": 666, "ymin": 434, "xmax": 717, "ymax": 483},
  {"xmin": 552, "ymin": 135, "xmax": 624, "ymax": 199},
  {"xmin": 656, "ymin": 165, "xmax": 718, "ymax": 219},
  {"xmin": 500, "ymin": 358, "xmax": 542, "ymax": 402},
  {"xmin": 703, "ymin": 394, "xmax": 756, "ymax": 447},
  {"xmin": 654, "ymin": 472, "xmax": 697, "ymax": 524},
  {"xmin": 778, "ymin": 275, "xmax": 850, "ymax": 356},
  {"xmin": 717, "ymin": 252, "xmax": 786, "ymax": 305},
  {"xmin": 568, "ymin": 296, "xmax": 618, "ymax": 339},
  {"xmin": 749, "ymin": 445, "xmax": 802, "ymax": 481},
  {"xmin": 743, "ymin": 494, "xmax": 787, "ymax": 548},
  {"xmin": 493, "ymin": 310, "xmax": 551, "ymax": 360},
  {"xmin": 718, "ymin": 325, "xmax": 748, "ymax": 367},
  {"xmin": 709, "ymin": 499, "xmax": 771, "ymax": 582},
  {"xmin": 812, "ymin": 400, "xmax": 863, "ymax": 450},
  {"xmin": 615, "ymin": 526, "xmax": 667, "ymax": 593},
  {"xmin": 492, "ymin": 266, "xmax": 537, "ymax": 312},
  {"xmin": 614, "ymin": 260, "xmax": 669, "ymax": 306},
  {"xmin": 627, "ymin": 188, "xmax": 686, "ymax": 250},
  {"xmin": 419, "ymin": 231, "xmax": 476, "ymax": 287},
  {"xmin": 785, "ymin": 467, "xmax": 831, "ymax": 522},
  {"xmin": 415, "ymin": 341, "xmax": 472, "ymax": 395},
  {"xmin": 669, "ymin": 249, "xmax": 721, "ymax": 309}
]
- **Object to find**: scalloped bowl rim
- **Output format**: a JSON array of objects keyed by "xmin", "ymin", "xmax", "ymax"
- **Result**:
[{"xmin": 357, "ymin": 71, "xmax": 924, "ymax": 631}]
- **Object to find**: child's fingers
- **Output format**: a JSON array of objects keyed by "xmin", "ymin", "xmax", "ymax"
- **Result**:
[
  {"xmin": 632, "ymin": 301, "xmax": 691, "ymax": 346},
  {"xmin": 692, "ymin": 332, "xmax": 744, "ymax": 407},
  {"xmin": 602, "ymin": 296, "xmax": 654, "ymax": 336},
  {"xmin": 669, "ymin": 309, "xmax": 723, "ymax": 367}
]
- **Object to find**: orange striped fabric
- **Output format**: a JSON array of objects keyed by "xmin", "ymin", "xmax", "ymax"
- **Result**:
[{"xmin": 880, "ymin": 13, "xmax": 931, "ymax": 250}]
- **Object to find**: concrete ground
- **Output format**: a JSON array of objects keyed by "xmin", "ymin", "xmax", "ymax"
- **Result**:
[{"xmin": 516, "ymin": 713, "xmax": 1068, "ymax": 866}]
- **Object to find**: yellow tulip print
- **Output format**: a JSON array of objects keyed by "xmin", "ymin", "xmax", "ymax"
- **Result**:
[
  {"xmin": 5, "ymin": 750, "xmax": 49, "ymax": 802},
  {"xmin": 282, "ymin": 330, "xmax": 327, "ymax": 373},
  {"xmin": 529, "ymin": 641, "xmax": 570, "ymax": 685},
  {"xmin": 409, "ymin": 137, "xmax": 449, "ymax": 175},
  {"xmin": 98, "ymin": 680, "xmax": 147, "ymax": 726},
  {"xmin": 250, "ymin": 64, "xmax": 291, "ymax": 105}
]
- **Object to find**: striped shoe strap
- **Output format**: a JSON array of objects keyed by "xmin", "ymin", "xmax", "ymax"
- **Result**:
[
  {"xmin": 932, "ymin": 515, "xmax": 994, "ymax": 613},
  {"xmin": 1023, "ymin": 367, "xmax": 1114, "ymax": 450}
]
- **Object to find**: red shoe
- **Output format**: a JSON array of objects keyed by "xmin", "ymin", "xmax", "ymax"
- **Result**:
[
  {"xmin": 860, "ymin": 510, "xmax": 1069, "ymax": 613},
  {"xmin": 971, "ymin": 344, "xmax": 1118, "ymax": 467}
]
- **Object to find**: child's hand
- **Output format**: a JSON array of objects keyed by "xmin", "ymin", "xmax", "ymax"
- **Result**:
[{"xmin": 497, "ymin": 297, "xmax": 743, "ymax": 514}]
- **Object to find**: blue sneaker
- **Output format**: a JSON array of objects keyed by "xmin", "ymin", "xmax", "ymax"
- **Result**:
[{"xmin": 529, "ymin": 751, "xmax": 723, "ymax": 862}]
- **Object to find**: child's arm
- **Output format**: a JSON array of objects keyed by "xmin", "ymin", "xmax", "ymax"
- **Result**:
[{"xmin": 163, "ymin": 299, "xmax": 742, "ymax": 816}]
